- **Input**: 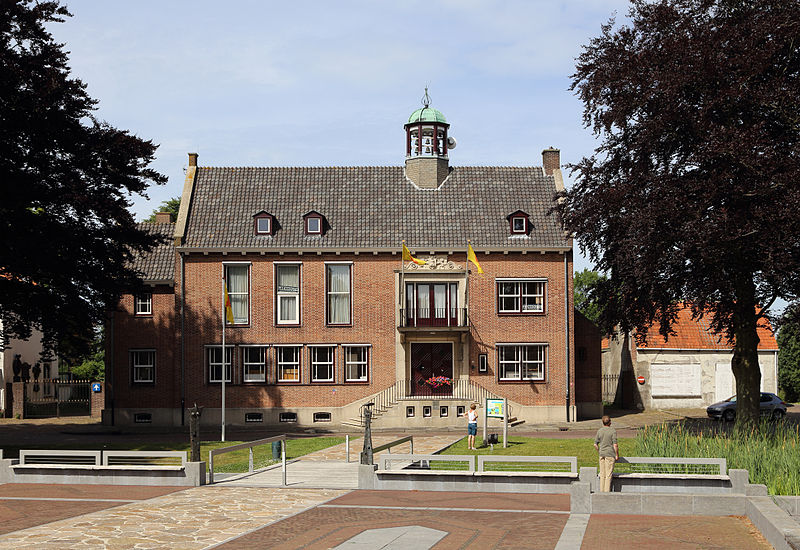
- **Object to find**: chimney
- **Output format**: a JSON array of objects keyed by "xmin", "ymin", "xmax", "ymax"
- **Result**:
[
  {"xmin": 188, "ymin": 152, "xmax": 198, "ymax": 167},
  {"xmin": 154, "ymin": 212, "xmax": 172, "ymax": 224},
  {"xmin": 542, "ymin": 147, "xmax": 560, "ymax": 176}
]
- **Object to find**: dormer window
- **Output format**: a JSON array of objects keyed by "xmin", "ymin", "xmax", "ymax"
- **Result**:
[
  {"xmin": 303, "ymin": 211, "xmax": 325, "ymax": 235},
  {"xmin": 507, "ymin": 211, "xmax": 531, "ymax": 235},
  {"xmin": 253, "ymin": 211, "xmax": 275, "ymax": 236}
]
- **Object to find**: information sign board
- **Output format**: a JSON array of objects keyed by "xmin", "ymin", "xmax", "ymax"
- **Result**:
[{"xmin": 486, "ymin": 398, "xmax": 505, "ymax": 418}]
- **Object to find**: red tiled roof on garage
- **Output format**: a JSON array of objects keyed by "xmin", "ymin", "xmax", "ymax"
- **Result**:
[{"xmin": 637, "ymin": 306, "xmax": 778, "ymax": 350}]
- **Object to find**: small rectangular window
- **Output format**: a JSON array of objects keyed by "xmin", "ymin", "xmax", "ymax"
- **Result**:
[
  {"xmin": 276, "ymin": 264, "xmax": 300, "ymax": 324},
  {"xmin": 242, "ymin": 346, "xmax": 266, "ymax": 382},
  {"xmin": 208, "ymin": 346, "xmax": 233, "ymax": 383},
  {"xmin": 130, "ymin": 350, "xmax": 155, "ymax": 383},
  {"xmin": 279, "ymin": 412, "xmax": 297, "ymax": 423},
  {"xmin": 256, "ymin": 217, "xmax": 271, "ymax": 234},
  {"xmin": 277, "ymin": 346, "xmax": 301, "ymax": 382},
  {"xmin": 313, "ymin": 412, "xmax": 331, "ymax": 422},
  {"xmin": 406, "ymin": 406, "xmax": 415, "ymax": 418},
  {"xmin": 245, "ymin": 412, "xmax": 263, "ymax": 423},
  {"xmin": 456, "ymin": 406, "xmax": 465, "ymax": 417},
  {"xmin": 512, "ymin": 217, "xmax": 526, "ymax": 233},
  {"xmin": 498, "ymin": 344, "xmax": 547, "ymax": 381},
  {"xmin": 225, "ymin": 264, "xmax": 250, "ymax": 324},
  {"xmin": 497, "ymin": 279, "xmax": 546, "ymax": 314},
  {"xmin": 310, "ymin": 346, "xmax": 335, "ymax": 382},
  {"xmin": 423, "ymin": 406, "xmax": 431, "ymax": 417},
  {"xmin": 134, "ymin": 413, "xmax": 152, "ymax": 423},
  {"xmin": 344, "ymin": 346, "xmax": 369, "ymax": 382},
  {"xmin": 306, "ymin": 217, "xmax": 321, "ymax": 234},
  {"xmin": 326, "ymin": 264, "xmax": 351, "ymax": 325},
  {"xmin": 440, "ymin": 406, "xmax": 448, "ymax": 417},
  {"xmin": 134, "ymin": 293, "xmax": 152, "ymax": 315},
  {"xmin": 478, "ymin": 354, "xmax": 488, "ymax": 373}
]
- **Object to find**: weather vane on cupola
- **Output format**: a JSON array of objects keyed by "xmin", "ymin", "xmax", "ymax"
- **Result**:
[{"xmin": 421, "ymin": 86, "xmax": 432, "ymax": 108}]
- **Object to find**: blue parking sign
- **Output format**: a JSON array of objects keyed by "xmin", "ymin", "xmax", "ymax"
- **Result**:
[{"xmin": 91, "ymin": 383, "xmax": 102, "ymax": 393}]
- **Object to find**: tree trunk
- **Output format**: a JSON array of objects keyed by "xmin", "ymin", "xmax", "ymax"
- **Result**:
[{"xmin": 731, "ymin": 278, "xmax": 761, "ymax": 432}]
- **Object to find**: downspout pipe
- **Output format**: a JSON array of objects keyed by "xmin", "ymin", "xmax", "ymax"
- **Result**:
[
  {"xmin": 564, "ymin": 253, "xmax": 571, "ymax": 422},
  {"xmin": 180, "ymin": 252, "xmax": 186, "ymax": 426}
]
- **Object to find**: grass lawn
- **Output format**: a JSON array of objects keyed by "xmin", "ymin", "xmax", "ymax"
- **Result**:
[
  {"xmin": 439, "ymin": 435, "xmax": 636, "ymax": 469},
  {"xmin": 1, "ymin": 436, "xmax": 353, "ymax": 473}
]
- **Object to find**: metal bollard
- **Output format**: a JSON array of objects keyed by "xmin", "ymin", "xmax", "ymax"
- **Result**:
[{"xmin": 345, "ymin": 434, "xmax": 350, "ymax": 463}]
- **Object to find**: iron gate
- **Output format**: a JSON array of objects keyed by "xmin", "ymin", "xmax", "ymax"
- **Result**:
[{"xmin": 23, "ymin": 379, "xmax": 92, "ymax": 418}]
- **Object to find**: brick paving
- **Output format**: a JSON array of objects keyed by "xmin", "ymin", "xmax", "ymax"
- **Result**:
[{"xmin": 581, "ymin": 514, "xmax": 772, "ymax": 549}]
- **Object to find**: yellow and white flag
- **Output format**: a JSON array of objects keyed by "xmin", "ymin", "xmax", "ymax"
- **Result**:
[
  {"xmin": 467, "ymin": 243, "xmax": 484, "ymax": 274},
  {"xmin": 402, "ymin": 243, "xmax": 427, "ymax": 265}
]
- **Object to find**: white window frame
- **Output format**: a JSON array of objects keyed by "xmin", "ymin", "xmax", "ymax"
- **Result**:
[
  {"xmin": 275, "ymin": 262, "xmax": 301, "ymax": 325},
  {"xmin": 276, "ymin": 345, "xmax": 301, "ymax": 382},
  {"xmin": 310, "ymin": 346, "xmax": 335, "ymax": 382},
  {"xmin": 497, "ymin": 278, "xmax": 546, "ymax": 314},
  {"xmin": 497, "ymin": 343, "xmax": 547, "ymax": 381},
  {"xmin": 306, "ymin": 216, "xmax": 321, "ymax": 234},
  {"xmin": 511, "ymin": 216, "xmax": 527, "ymax": 233},
  {"xmin": 134, "ymin": 293, "xmax": 152, "ymax": 315},
  {"xmin": 344, "ymin": 345, "xmax": 370, "ymax": 382},
  {"xmin": 130, "ymin": 349, "xmax": 155, "ymax": 383},
  {"xmin": 207, "ymin": 345, "xmax": 233, "ymax": 383},
  {"xmin": 224, "ymin": 262, "xmax": 251, "ymax": 325},
  {"xmin": 256, "ymin": 217, "xmax": 272, "ymax": 234},
  {"xmin": 325, "ymin": 262, "xmax": 352, "ymax": 326},
  {"xmin": 241, "ymin": 345, "xmax": 267, "ymax": 383}
]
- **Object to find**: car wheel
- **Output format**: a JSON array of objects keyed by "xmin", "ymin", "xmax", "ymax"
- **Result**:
[
  {"xmin": 723, "ymin": 409, "xmax": 735, "ymax": 422},
  {"xmin": 772, "ymin": 409, "xmax": 786, "ymax": 420}
]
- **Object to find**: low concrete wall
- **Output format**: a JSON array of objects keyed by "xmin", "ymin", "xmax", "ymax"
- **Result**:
[
  {"xmin": 1, "ymin": 459, "xmax": 206, "ymax": 486},
  {"xmin": 373, "ymin": 471, "xmax": 577, "ymax": 493},
  {"xmin": 747, "ymin": 496, "xmax": 800, "ymax": 550}
]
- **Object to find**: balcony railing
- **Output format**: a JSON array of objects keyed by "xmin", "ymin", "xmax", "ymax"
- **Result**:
[{"xmin": 399, "ymin": 308, "xmax": 469, "ymax": 328}]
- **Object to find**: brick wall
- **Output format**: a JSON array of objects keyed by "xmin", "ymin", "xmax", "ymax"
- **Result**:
[{"xmin": 111, "ymin": 250, "xmax": 588, "ymax": 416}]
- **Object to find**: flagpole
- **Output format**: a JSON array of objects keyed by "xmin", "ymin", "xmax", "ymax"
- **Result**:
[
  {"xmin": 221, "ymin": 275, "xmax": 226, "ymax": 442},
  {"xmin": 466, "ymin": 240, "xmax": 471, "ymax": 329}
]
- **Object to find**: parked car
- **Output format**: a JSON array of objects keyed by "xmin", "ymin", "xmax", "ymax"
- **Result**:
[{"xmin": 706, "ymin": 392, "xmax": 787, "ymax": 421}]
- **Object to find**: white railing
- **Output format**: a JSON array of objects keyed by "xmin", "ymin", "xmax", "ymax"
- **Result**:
[{"xmin": 208, "ymin": 435, "xmax": 286, "ymax": 484}]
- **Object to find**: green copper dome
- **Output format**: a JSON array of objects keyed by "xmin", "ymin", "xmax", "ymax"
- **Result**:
[{"xmin": 407, "ymin": 107, "xmax": 448, "ymax": 125}]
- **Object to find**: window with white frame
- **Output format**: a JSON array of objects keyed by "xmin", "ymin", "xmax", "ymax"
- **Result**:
[
  {"xmin": 208, "ymin": 346, "xmax": 233, "ymax": 383},
  {"xmin": 345, "ymin": 346, "xmax": 369, "ymax": 381},
  {"xmin": 511, "ymin": 216, "xmax": 527, "ymax": 233},
  {"xmin": 242, "ymin": 346, "xmax": 266, "ymax": 382},
  {"xmin": 326, "ymin": 263, "xmax": 351, "ymax": 325},
  {"xmin": 310, "ymin": 346, "xmax": 335, "ymax": 382},
  {"xmin": 134, "ymin": 293, "xmax": 152, "ymax": 315},
  {"xmin": 277, "ymin": 346, "xmax": 301, "ymax": 382},
  {"xmin": 498, "ymin": 344, "xmax": 546, "ymax": 381},
  {"xmin": 497, "ymin": 279, "xmax": 546, "ymax": 313},
  {"xmin": 276, "ymin": 264, "xmax": 300, "ymax": 324},
  {"xmin": 256, "ymin": 217, "xmax": 271, "ymax": 234},
  {"xmin": 131, "ymin": 350, "xmax": 155, "ymax": 383},
  {"xmin": 306, "ymin": 216, "xmax": 321, "ymax": 234},
  {"xmin": 225, "ymin": 264, "xmax": 250, "ymax": 324}
]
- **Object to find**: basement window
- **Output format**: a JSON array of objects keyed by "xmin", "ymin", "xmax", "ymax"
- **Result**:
[
  {"xmin": 440, "ymin": 406, "xmax": 449, "ymax": 417},
  {"xmin": 245, "ymin": 412, "xmax": 263, "ymax": 423},
  {"xmin": 456, "ymin": 406, "xmax": 465, "ymax": 417},
  {"xmin": 313, "ymin": 412, "xmax": 331, "ymax": 422},
  {"xmin": 279, "ymin": 412, "xmax": 298, "ymax": 423},
  {"xmin": 134, "ymin": 413, "xmax": 152, "ymax": 424},
  {"xmin": 423, "ymin": 406, "xmax": 432, "ymax": 417},
  {"xmin": 406, "ymin": 406, "xmax": 415, "ymax": 418}
]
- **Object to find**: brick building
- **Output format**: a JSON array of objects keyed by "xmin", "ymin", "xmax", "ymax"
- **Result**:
[{"xmin": 106, "ymin": 98, "xmax": 602, "ymax": 428}]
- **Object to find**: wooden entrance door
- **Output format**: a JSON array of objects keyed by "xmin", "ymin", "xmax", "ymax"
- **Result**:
[{"xmin": 411, "ymin": 342, "xmax": 453, "ymax": 396}]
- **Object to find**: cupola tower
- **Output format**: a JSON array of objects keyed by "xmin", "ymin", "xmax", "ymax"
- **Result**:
[{"xmin": 404, "ymin": 88, "xmax": 452, "ymax": 188}]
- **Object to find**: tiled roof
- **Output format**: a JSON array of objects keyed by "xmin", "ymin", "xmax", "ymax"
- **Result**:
[
  {"xmin": 637, "ymin": 306, "xmax": 778, "ymax": 351},
  {"xmin": 132, "ymin": 222, "xmax": 175, "ymax": 282},
  {"xmin": 182, "ymin": 166, "xmax": 569, "ymax": 250}
]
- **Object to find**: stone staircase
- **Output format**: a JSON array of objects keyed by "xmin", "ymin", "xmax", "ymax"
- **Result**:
[{"xmin": 342, "ymin": 380, "xmax": 525, "ymax": 428}]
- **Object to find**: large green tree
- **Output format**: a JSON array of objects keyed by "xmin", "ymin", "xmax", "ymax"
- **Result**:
[
  {"xmin": 574, "ymin": 268, "xmax": 607, "ymax": 324},
  {"xmin": 0, "ymin": 1, "xmax": 166, "ymax": 357},
  {"xmin": 778, "ymin": 303, "xmax": 800, "ymax": 402},
  {"xmin": 559, "ymin": 0, "xmax": 800, "ymax": 429}
]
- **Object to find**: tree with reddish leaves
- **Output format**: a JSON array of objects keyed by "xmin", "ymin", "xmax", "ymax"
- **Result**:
[
  {"xmin": 559, "ymin": 0, "xmax": 800, "ymax": 430},
  {"xmin": 0, "ymin": 1, "xmax": 166, "ymax": 358}
]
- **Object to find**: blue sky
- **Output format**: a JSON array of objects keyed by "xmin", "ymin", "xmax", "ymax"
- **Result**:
[{"xmin": 51, "ymin": 0, "xmax": 633, "ymax": 274}]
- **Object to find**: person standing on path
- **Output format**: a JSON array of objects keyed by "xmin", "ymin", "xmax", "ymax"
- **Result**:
[
  {"xmin": 464, "ymin": 403, "xmax": 479, "ymax": 450},
  {"xmin": 594, "ymin": 415, "xmax": 618, "ymax": 492}
]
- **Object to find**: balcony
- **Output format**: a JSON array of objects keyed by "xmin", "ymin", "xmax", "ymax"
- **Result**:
[{"xmin": 399, "ymin": 308, "xmax": 469, "ymax": 332}]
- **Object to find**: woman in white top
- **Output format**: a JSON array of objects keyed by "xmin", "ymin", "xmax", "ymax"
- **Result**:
[{"xmin": 464, "ymin": 403, "xmax": 478, "ymax": 450}]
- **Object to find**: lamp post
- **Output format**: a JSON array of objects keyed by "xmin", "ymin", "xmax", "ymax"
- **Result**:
[{"xmin": 359, "ymin": 402, "xmax": 375, "ymax": 465}]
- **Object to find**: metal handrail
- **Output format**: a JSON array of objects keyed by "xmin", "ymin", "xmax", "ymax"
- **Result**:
[
  {"xmin": 208, "ymin": 434, "xmax": 287, "ymax": 484},
  {"xmin": 372, "ymin": 436, "xmax": 413, "ymax": 456}
]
